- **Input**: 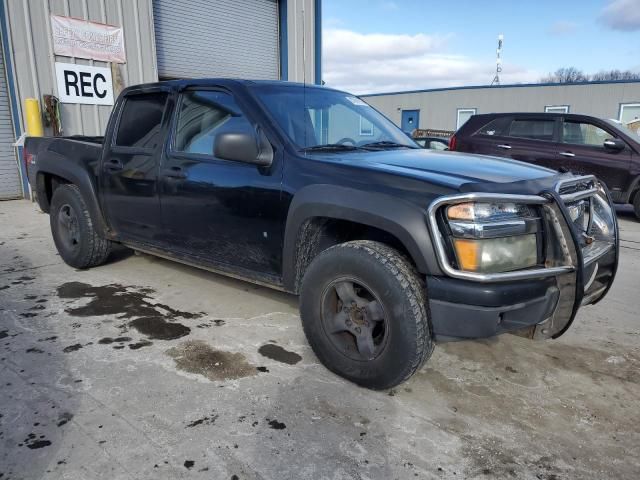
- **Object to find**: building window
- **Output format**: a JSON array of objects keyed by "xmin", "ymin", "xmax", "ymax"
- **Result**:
[
  {"xmin": 456, "ymin": 108, "xmax": 476, "ymax": 129},
  {"xmin": 620, "ymin": 103, "xmax": 640, "ymax": 125},
  {"xmin": 545, "ymin": 105, "xmax": 569, "ymax": 114},
  {"xmin": 359, "ymin": 116, "xmax": 374, "ymax": 136}
]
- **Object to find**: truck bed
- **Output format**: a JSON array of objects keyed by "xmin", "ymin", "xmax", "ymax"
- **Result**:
[{"xmin": 25, "ymin": 135, "xmax": 106, "ymax": 211}]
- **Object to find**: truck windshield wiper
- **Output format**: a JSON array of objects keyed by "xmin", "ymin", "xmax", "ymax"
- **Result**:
[
  {"xmin": 301, "ymin": 143, "xmax": 364, "ymax": 152},
  {"xmin": 360, "ymin": 141, "xmax": 418, "ymax": 150}
]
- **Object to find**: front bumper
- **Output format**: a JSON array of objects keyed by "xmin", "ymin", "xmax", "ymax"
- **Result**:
[
  {"xmin": 426, "ymin": 175, "xmax": 619, "ymax": 342},
  {"xmin": 427, "ymin": 276, "xmax": 559, "ymax": 341}
]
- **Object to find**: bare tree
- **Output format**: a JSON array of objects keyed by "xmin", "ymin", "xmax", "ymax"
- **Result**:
[
  {"xmin": 591, "ymin": 69, "xmax": 640, "ymax": 81},
  {"xmin": 540, "ymin": 67, "xmax": 640, "ymax": 83},
  {"xmin": 540, "ymin": 67, "xmax": 589, "ymax": 83}
]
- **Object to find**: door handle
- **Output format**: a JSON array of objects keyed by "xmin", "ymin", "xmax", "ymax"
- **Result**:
[
  {"xmin": 497, "ymin": 144, "xmax": 512, "ymax": 150},
  {"xmin": 105, "ymin": 158, "xmax": 123, "ymax": 171},
  {"xmin": 559, "ymin": 152, "xmax": 575, "ymax": 157},
  {"xmin": 163, "ymin": 166, "xmax": 187, "ymax": 179}
]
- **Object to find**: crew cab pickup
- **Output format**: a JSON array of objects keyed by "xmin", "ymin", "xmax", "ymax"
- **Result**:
[{"xmin": 25, "ymin": 79, "xmax": 619, "ymax": 389}]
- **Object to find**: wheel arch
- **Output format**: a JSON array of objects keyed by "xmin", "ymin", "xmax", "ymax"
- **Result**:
[
  {"xmin": 282, "ymin": 185, "xmax": 441, "ymax": 292},
  {"xmin": 36, "ymin": 155, "xmax": 109, "ymax": 238}
]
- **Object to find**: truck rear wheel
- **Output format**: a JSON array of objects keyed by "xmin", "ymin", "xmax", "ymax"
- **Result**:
[
  {"xmin": 299, "ymin": 240, "xmax": 433, "ymax": 389},
  {"xmin": 50, "ymin": 184, "xmax": 113, "ymax": 269}
]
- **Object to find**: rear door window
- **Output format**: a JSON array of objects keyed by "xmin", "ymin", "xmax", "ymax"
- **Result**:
[
  {"xmin": 562, "ymin": 121, "xmax": 611, "ymax": 146},
  {"xmin": 115, "ymin": 92, "xmax": 168, "ymax": 149},
  {"xmin": 508, "ymin": 119, "xmax": 555, "ymax": 141}
]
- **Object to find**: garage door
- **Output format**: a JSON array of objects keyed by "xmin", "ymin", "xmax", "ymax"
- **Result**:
[
  {"xmin": 0, "ymin": 40, "xmax": 20, "ymax": 200},
  {"xmin": 153, "ymin": 0, "xmax": 280, "ymax": 80}
]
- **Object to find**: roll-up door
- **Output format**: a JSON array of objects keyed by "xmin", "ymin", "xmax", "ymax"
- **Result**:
[
  {"xmin": 153, "ymin": 0, "xmax": 280, "ymax": 80},
  {"xmin": 0, "ymin": 39, "xmax": 20, "ymax": 200}
]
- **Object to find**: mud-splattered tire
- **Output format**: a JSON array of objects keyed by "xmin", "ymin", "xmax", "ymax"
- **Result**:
[
  {"xmin": 299, "ymin": 240, "xmax": 434, "ymax": 390},
  {"xmin": 50, "ymin": 184, "xmax": 113, "ymax": 269},
  {"xmin": 633, "ymin": 192, "xmax": 640, "ymax": 220}
]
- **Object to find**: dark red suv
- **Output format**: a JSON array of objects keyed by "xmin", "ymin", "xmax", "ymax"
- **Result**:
[{"xmin": 451, "ymin": 112, "xmax": 640, "ymax": 218}]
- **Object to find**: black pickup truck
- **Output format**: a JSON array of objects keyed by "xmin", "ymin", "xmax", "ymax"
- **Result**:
[{"xmin": 25, "ymin": 79, "xmax": 619, "ymax": 389}]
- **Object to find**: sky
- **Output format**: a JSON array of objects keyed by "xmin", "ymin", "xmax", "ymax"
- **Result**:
[{"xmin": 322, "ymin": 0, "xmax": 640, "ymax": 94}]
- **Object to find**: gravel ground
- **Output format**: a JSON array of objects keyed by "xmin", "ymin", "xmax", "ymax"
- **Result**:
[{"xmin": 1, "ymin": 200, "xmax": 639, "ymax": 480}]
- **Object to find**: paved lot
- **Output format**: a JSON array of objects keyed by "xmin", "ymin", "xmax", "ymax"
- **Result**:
[{"xmin": 0, "ymin": 200, "xmax": 639, "ymax": 480}]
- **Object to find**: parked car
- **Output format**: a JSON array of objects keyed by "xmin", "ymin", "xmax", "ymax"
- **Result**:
[
  {"xmin": 414, "ymin": 136, "xmax": 449, "ymax": 150},
  {"xmin": 450, "ymin": 112, "xmax": 640, "ymax": 218},
  {"xmin": 25, "ymin": 80, "xmax": 619, "ymax": 389}
]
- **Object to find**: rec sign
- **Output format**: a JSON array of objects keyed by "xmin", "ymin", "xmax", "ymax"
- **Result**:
[{"xmin": 55, "ymin": 62, "xmax": 114, "ymax": 105}]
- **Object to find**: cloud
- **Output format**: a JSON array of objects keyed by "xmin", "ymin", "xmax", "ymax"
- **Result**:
[
  {"xmin": 322, "ymin": 28, "xmax": 540, "ymax": 94},
  {"xmin": 599, "ymin": 0, "xmax": 640, "ymax": 31},
  {"xmin": 548, "ymin": 21, "xmax": 578, "ymax": 36}
]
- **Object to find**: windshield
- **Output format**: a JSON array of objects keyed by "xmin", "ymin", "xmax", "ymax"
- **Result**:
[{"xmin": 252, "ymin": 84, "xmax": 418, "ymax": 151}]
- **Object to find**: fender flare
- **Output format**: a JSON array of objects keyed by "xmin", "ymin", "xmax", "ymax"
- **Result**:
[
  {"xmin": 37, "ymin": 152, "xmax": 110, "ymax": 238},
  {"xmin": 281, "ymin": 184, "xmax": 442, "ymax": 291}
]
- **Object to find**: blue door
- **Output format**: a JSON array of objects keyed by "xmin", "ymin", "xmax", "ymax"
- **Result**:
[{"xmin": 401, "ymin": 109, "xmax": 420, "ymax": 133}]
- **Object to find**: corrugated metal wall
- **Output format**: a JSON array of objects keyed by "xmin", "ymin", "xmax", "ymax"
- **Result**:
[
  {"xmin": 0, "ymin": 34, "xmax": 20, "ymax": 199},
  {"xmin": 154, "ymin": 0, "xmax": 280, "ymax": 80},
  {"xmin": 363, "ymin": 82, "xmax": 640, "ymax": 131},
  {"xmin": 4, "ymin": 0, "xmax": 158, "ymax": 138},
  {"xmin": 286, "ymin": 0, "xmax": 317, "ymax": 84}
]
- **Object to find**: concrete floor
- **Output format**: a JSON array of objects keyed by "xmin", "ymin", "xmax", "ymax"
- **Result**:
[{"xmin": 0, "ymin": 199, "xmax": 639, "ymax": 480}]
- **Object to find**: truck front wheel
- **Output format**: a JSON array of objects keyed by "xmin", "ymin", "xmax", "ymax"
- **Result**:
[
  {"xmin": 299, "ymin": 240, "xmax": 434, "ymax": 389},
  {"xmin": 50, "ymin": 184, "xmax": 113, "ymax": 269}
]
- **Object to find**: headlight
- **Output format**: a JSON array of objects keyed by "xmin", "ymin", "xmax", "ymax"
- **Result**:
[{"xmin": 445, "ymin": 202, "xmax": 540, "ymax": 273}]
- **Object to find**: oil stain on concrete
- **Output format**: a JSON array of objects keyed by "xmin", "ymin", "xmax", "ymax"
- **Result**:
[
  {"xmin": 57, "ymin": 282, "xmax": 198, "ymax": 340},
  {"xmin": 166, "ymin": 340, "xmax": 256, "ymax": 381},
  {"xmin": 258, "ymin": 343, "xmax": 302, "ymax": 365}
]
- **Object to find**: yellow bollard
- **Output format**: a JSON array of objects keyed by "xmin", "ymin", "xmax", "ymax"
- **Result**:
[{"xmin": 25, "ymin": 98, "xmax": 44, "ymax": 137}]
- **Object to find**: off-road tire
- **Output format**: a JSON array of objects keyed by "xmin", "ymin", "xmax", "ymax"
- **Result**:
[
  {"xmin": 299, "ymin": 240, "xmax": 434, "ymax": 389},
  {"xmin": 633, "ymin": 192, "xmax": 640, "ymax": 220},
  {"xmin": 50, "ymin": 184, "xmax": 113, "ymax": 269}
]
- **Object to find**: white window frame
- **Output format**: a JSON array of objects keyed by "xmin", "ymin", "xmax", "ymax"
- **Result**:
[
  {"xmin": 545, "ymin": 105, "xmax": 569, "ymax": 114},
  {"xmin": 619, "ymin": 103, "xmax": 640, "ymax": 124},
  {"xmin": 359, "ymin": 115, "xmax": 374, "ymax": 136},
  {"xmin": 456, "ymin": 108, "xmax": 477, "ymax": 129}
]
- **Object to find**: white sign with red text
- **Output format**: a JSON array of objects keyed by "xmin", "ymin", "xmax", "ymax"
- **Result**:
[{"xmin": 51, "ymin": 14, "xmax": 126, "ymax": 64}]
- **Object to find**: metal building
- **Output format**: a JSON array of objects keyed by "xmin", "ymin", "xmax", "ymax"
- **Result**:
[
  {"xmin": 362, "ymin": 80, "xmax": 640, "ymax": 134},
  {"xmin": 0, "ymin": 0, "xmax": 321, "ymax": 199}
]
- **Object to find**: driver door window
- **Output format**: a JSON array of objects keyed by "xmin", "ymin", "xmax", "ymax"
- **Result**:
[
  {"xmin": 174, "ymin": 90, "xmax": 252, "ymax": 156},
  {"xmin": 562, "ymin": 121, "xmax": 611, "ymax": 147}
]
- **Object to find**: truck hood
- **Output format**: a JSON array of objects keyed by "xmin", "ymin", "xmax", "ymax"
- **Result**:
[{"xmin": 317, "ymin": 148, "xmax": 556, "ymax": 190}]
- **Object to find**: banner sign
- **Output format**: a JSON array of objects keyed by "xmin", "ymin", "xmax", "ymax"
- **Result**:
[
  {"xmin": 51, "ymin": 14, "xmax": 126, "ymax": 64},
  {"xmin": 55, "ymin": 62, "xmax": 114, "ymax": 105}
]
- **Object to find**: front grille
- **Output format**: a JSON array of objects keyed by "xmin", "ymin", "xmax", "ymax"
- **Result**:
[{"xmin": 556, "ymin": 176, "xmax": 616, "ymax": 267}]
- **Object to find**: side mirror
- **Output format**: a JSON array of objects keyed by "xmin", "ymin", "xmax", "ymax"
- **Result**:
[
  {"xmin": 603, "ymin": 138, "xmax": 625, "ymax": 151},
  {"xmin": 214, "ymin": 128, "xmax": 273, "ymax": 166}
]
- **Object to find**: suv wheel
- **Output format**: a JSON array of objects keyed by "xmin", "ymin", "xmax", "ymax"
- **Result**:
[
  {"xmin": 633, "ymin": 192, "xmax": 640, "ymax": 220},
  {"xmin": 50, "ymin": 184, "xmax": 113, "ymax": 269},
  {"xmin": 299, "ymin": 240, "xmax": 434, "ymax": 389}
]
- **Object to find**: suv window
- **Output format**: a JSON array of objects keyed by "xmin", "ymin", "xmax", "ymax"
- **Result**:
[
  {"xmin": 562, "ymin": 121, "xmax": 611, "ymax": 146},
  {"xmin": 116, "ymin": 92, "xmax": 168, "ymax": 148},
  {"xmin": 508, "ymin": 119, "xmax": 555, "ymax": 141},
  {"xmin": 174, "ymin": 90, "xmax": 252, "ymax": 155},
  {"xmin": 476, "ymin": 117, "xmax": 510, "ymax": 136}
]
